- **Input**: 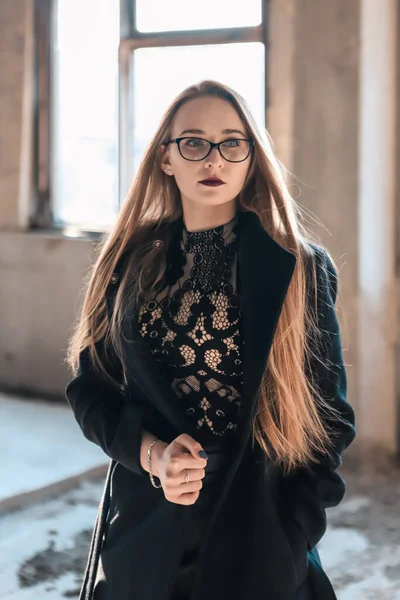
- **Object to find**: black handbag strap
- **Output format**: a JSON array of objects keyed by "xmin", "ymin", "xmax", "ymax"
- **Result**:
[{"xmin": 80, "ymin": 459, "xmax": 117, "ymax": 600}]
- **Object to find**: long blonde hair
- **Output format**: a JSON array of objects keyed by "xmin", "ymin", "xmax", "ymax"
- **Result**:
[{"xmin": 67, "ymin": 80, "xmax": 345, "ymax": 475}]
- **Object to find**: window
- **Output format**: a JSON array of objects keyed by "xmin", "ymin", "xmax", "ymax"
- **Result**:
[
  {"xmin": 135, "ymin": 0, "xmax": 262, "ymax": 32},
  {"xmin": 131, "ymin": 43, "xmax": 265, "ymax": 175},
  {"xmin": 119, "ymin": 0, "xmax": 267, "ymax": 204},
  {"xmin": 33, "ymin": 0, "xmax": 267, "ymax": 231},
  {"xmin": 52, "ymin": 0, "xmax": 119, "ymax": 230}
]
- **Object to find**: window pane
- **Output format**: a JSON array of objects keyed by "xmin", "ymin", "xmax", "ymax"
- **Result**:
[
  {"xmin": 131, "ymin": 43, "xmax": 264, "ymax": 179},
  {"xmin": 136, "ymin": 0, "xmax": 262, "ymax": 32},
  {"xmin": 52, "ymin": 0, "xmax": 119, "ymax": 229}
]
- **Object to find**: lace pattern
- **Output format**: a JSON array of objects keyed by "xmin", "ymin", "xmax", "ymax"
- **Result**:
[{"xmin": 137, "ymin": 215, "xmax": 244, "ymax": 444}]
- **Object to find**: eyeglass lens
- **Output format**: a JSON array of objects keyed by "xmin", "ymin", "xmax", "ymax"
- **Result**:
[{"xmin": 179, "ymin": 138, "xmax": 251, "ymax": 162}]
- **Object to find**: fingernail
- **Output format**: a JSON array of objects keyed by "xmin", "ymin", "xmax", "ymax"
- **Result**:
[{"xmin": 198, "ymin": 450, "xmax": 208, "ymax": 459}]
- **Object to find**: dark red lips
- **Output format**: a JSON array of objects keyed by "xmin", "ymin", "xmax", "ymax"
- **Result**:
[{"xmin": 199, "ymin": 177, "xmax": 225, "ymax": 187}]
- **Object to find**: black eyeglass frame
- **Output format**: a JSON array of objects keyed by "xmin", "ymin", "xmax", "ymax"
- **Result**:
[{"xmin": 163, "ymin": 136, "xmax": 255, "ymax": 163}]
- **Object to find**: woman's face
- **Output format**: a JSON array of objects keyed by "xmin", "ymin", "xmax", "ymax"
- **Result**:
[{"xmin": 161, "ymin": 96, "xmax": 252, "ymax": 211}]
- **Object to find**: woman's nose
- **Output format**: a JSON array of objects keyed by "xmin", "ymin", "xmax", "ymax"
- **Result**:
[{"xmin": 205, "ymin": 146, "xmax": 224, "ymax": 167}]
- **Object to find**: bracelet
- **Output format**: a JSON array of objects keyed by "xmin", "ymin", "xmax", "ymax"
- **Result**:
[{"xmin": 147, "ymin": 439, "xmax": 162, "ymax": 489}]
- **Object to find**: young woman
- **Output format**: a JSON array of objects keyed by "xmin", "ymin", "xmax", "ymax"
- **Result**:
[{"xmin": 65, "ymin": 80, "xmax": 356, "ymax": 600}]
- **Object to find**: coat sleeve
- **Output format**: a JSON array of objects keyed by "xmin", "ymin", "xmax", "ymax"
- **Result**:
[
  {"xmin": 65, "ymin": 281, "xmax": 152, "ymax": 479},
  {"xmin": 284, "ymin": 246, "xmax": 356, "ymax": 550}
]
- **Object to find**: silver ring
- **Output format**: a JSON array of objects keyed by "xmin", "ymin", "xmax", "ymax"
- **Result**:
[{"xmin": 185, "ymin": 469, "xmax": 190, "ymax": 484}]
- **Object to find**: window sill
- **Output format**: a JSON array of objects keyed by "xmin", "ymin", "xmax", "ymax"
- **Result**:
[{"xmin": 26, "ymin": 226, "xmax": 107, "ymax": 242}]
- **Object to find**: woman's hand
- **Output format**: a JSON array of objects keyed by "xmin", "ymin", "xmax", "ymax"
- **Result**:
[{"xmin": 151, "ymin": 434, "xmax": 208, "ymax": 505}]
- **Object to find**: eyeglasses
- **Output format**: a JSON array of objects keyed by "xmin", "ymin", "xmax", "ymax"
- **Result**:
[{"xmin": 164, "ymin": 136, "xmax": 255, "ymax": 163}]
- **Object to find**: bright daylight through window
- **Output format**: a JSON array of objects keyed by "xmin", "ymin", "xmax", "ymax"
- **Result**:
[{"xmin": 52, "ymin": 0, "xmax": 263, "ymax": 230}]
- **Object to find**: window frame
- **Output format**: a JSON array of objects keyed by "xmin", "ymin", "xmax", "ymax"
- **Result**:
[
  {"xmin": 31, "ymin": 0, "xmax": 269, "ymax": 234},
  {"xmin": 31, "ymin": 0, "xmax": 53, "ymax": 230}
]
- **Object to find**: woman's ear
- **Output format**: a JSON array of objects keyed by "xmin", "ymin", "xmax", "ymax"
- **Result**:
[
  {"xmin": 161, "ymin": 162, "xmax": 173, "ymax": 176},
  {"xmin": 159, "ymin": 145, "xmax": 173, "ymax": 176}
]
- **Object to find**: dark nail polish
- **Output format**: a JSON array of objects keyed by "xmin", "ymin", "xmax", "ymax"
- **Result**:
[{"xmin": 198, "ymin": 450, "xmax": 208, "ymax": 459}]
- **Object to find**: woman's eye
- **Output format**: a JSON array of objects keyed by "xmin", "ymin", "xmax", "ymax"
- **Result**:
[
  {"xmin": 222, "ymin": 139, "xmax": 241, "ymax": 147},
  {"xmin": 185, "ymin": 138, "xmax": 205, "ymax": 147}
]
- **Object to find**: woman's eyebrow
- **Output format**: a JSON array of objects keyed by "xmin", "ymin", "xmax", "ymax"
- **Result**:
[{"xmin": 177, "ymin": 128, "xmax": 247, "ymax": 137}]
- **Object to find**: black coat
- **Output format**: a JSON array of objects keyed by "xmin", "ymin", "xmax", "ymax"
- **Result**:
[{"xmin": 65, "ymin": 211, "xmax": 356, "ymax": 600}]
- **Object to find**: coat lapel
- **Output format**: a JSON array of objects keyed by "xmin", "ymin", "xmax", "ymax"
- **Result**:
[
  {"xmin": 238, "ymin": 211, "xmax": 297, "ymax": 424},
  {"xmin": 122, "ymin": 210, "xmax": 297, "ymax": 437}
]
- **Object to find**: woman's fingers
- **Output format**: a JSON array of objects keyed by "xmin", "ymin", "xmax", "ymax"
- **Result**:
[
  {"xmin": 160, "ymin": 434, "xmax": 209, "ymax": 505},
  {"xmin": 176, "ymin": 490, "xmax": 201, "ymax": 505},
  {"xmin": 166, "ymin": 467, "xmax": 206, "ymax": 487},
  {"xmin": 173, "ymin": 433, "xmax": 209, "ymax": 463},
  {"xmin": 165, "ymin": 451, "xmax": 207, "ymax": 477}
]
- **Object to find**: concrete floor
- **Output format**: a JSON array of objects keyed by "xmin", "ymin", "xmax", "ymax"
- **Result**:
[
  {"xmin": 0, "ymin": 394, "xmax": 106, "ymax": 507},
  {"xmin": 0, "ymin": 466, "xmax": 399, "ymax": 599},
  {"xmin": 319, "ymin": 466, "xmax": 400, "ymax": 599}
]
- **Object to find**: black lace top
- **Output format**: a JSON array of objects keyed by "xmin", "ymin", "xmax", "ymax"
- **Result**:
[{"xmin": 137, "ymin": 214, "xmax": 244, "ymax": 446}]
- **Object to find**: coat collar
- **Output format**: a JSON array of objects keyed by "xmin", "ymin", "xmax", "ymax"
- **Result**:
[{"xmin": 122, "ymin": 210, "xmax": 297, "ymax": 439}]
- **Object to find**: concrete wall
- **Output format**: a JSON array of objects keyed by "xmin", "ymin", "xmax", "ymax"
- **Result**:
[
  {"xmin": 0, "ymin": 0, "xmax": 29, "ymax": 228},
  {"xmin": 292, "ymin": 0, "xmax": 361, "ymax": 423},
  {"xmin": 0, "ymin": 233, "xmax": 93, "ymax": 399},
  {"xmin": 357, "ymin": 0, "xmax": 399, "ymax": 457},
  {"xmin": 268, "ymin": 0, "xmax": 399, "ymax": 459},
  {"xmin": 0, "ymin": 1, "xmax": 94, "ymax": 399},
  {"xmin": 268, "ymin": 0, "xmax": 360, "ymax": 424}
]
